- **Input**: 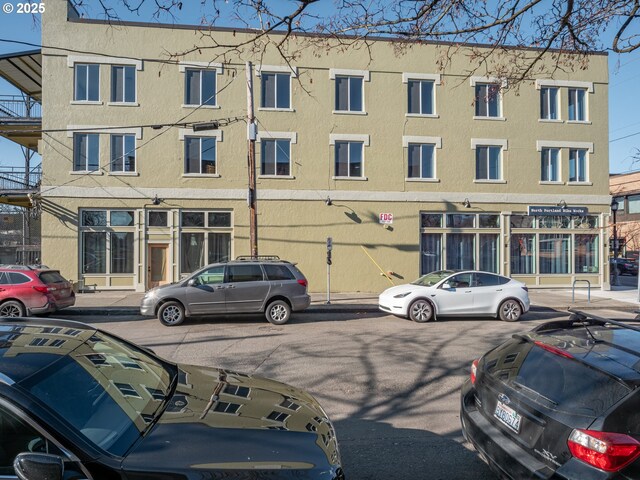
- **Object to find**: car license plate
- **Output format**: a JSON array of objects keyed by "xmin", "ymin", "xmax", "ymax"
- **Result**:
[{"xmin": 494, "ymin": 400, "xmax": 521, "ymax": 433}]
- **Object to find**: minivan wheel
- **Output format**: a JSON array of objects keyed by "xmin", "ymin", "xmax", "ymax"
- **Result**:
[
  {"xmin": 265, "ymin": 300, "xmax": 291, "ymax": 325},
  {"xmin": 408, "ymin": 299, "xmax": 433, "ymax": 323},
  {"xmin": 499, "ymin": 299, "xmax": 522, "ymax": 322},
  {"xmin": 158, "ymin": 301, "xmax": 185, "ymax": 326},
  {"xmin": 0, "ymin": 300, "xmax": 25, "ymax": 317}
]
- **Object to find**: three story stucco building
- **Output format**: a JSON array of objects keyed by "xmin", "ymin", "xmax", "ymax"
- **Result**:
[{"xmin": 39, "ymin": 1, "xmax": 611, "ymax": 293}]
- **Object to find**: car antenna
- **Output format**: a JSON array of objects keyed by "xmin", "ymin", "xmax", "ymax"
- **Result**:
[{"xmin": 568, "ymin": 311, "xmax": 602, "ymax": 344}]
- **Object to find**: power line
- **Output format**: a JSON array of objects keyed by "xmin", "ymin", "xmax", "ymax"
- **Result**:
[{"xmin": 610, "ymin": 130, "xmax": 640, "ymax": 143}]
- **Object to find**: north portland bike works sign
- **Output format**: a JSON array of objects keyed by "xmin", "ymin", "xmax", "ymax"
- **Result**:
[{"xmin": 528, "ymin": 206, "xmax": 588, "ymax": 216}]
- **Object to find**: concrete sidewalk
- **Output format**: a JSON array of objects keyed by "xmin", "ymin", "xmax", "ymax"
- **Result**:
[{"xmin": 65, "ymin": 286, "xmax": 639, "ymax": 316}]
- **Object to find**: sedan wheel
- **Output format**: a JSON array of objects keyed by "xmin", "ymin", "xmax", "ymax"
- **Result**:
[
  {"xmin": 499, "ymin": 299, "xmax": 522, "ymax": 322},
  {"xmin": 408, "ymin": 299, "xmax": 433, "ymax": 323},
  {"xmin": 0, "ymin": 301, "xmax": 25, "ymax": 317},
  {"xmin": 158, "ymin": 301, "xmax": 185, "ymax": 326}
]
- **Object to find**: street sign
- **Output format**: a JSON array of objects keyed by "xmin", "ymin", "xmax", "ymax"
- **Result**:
[{"xmin": 379, "ymin": 213, "xmax": 393, "ymax": 224}]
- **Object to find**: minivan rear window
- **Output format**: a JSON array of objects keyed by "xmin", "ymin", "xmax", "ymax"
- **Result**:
[{"xmin": 487, "ymin": 342, "xmax": 631, "ymax": 417}]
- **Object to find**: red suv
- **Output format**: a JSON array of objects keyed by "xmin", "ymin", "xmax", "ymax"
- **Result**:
[{"xmin": 0, "ymin": 265, "xmax": 75, "ymax": 316}]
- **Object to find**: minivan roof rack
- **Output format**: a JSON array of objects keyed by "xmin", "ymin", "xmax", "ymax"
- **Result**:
[
  {"xmin": 533, "ymin": 309, "xmax": 640, "ymax": 335},
  {"xmin": 235, "ymin": 255, "xmax": 281, "ymax": 261}
]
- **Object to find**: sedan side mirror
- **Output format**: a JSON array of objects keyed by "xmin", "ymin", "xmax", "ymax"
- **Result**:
[
  {"xmin": 187, "ymin": 278, "xmax": 197, "ymax": 287},
  {"xmin": 441, "ymin": 283, "xmax": 451, "ymax": 290},
  {"xmin": 14, "ymin": 453, "xmax": 64, "ymax": 480}
]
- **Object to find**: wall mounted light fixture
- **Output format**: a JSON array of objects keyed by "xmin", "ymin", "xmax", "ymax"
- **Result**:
[{"xmin": 462, "ymin": 198, "xmax": 471, "ymax": 208}]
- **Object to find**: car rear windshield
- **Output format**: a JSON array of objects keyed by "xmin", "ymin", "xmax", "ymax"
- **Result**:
[
  {"xmin": 39, "ymin": 271, "xmax": 67, "ymax": 284},
  {"xmin": 487, "ymin": 342, "xmax": 631, "ymax": 417}
]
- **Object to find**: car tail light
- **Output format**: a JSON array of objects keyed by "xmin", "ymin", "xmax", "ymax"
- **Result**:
[
  {"xmin": 534, "ymin": 340, "xmax": 573, "ymax": 359},
  {"xmin": 32, "ymin": 285, "xmax": 53, "ymax": 294},
  {"xmin": 470, "ymin": 359, "xmax": 479, "ymax": 385},
  {"xmin": 568, "ymin": 429, "xmax": 640, "ymax": 472},
  {"xmin": 297, "ymin": 279, "xmax": 308, "ymax": 288}
]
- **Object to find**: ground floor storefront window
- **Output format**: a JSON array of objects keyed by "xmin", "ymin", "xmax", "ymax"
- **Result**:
[
  {"xmin": 180, "ymin": 211, "xmax": 232, "ymax": 274},
  {"xmin": 80, "ymin": 210, "xmax": 134, "ymax": 274}
]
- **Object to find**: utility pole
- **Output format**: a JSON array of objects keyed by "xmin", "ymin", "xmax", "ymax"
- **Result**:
[{"xmin": 246, "ymin": 61, "xmax": 258, "ymax": 257}]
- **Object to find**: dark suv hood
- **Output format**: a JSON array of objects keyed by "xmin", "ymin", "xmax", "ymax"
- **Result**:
[{"xmin": 121, "ymin": 364, "xmax": 342, "ymax": 478}]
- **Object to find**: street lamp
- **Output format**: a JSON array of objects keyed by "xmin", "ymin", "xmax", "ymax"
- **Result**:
[{"xmin": 611, "ymin": 198, "xmax": 619, "ymax": 287}]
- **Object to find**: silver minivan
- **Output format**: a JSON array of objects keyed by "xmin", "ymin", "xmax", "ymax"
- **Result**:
[{"xmin": 140, "ymin": 257, "xmax": 311, "ymax": 326}]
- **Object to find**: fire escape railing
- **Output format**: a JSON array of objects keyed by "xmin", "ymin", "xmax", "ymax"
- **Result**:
[
  {"xmin": 0, "ymin": 166, "xmax": 41, "ymax": 191},
  {"xmin": 0, "ymin": 95, "xmax": 41, "ymax": 120}
]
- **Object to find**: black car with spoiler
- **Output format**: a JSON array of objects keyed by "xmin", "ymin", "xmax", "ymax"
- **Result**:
[{"xmin": 461, "ymin": 310, "xmax": 640, "ymax": 479}]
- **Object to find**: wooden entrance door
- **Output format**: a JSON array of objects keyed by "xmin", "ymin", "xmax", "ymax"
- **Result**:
[{"xmin": 148, "ymin": 244, "xmax": 169, "ymax": 288}]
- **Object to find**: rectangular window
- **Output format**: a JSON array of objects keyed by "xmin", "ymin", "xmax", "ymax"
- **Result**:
[
  {"xmin": 447, "ymin": 214, "xmax": 475, "ymax": 228},
  {"xmin": 208, "ymin": 212, "xmax": 231, "ymax": 227},
  {"xmin": 475, "ymin": 146, "xmax": 501, "ymax": 180},
  {"xmin": 479, "ymin": 214, "xmax": 500, "ymax": 228},
  {"xmin": 407, "ymin": 80, "xmax": 434, "ymax": 115},
  {"xmin": 73, "ymin": 133, "xmax": 99, "ymax": 171},
  {"xmin": 539, "ymin": 234, "xmax": 570, "ymax": 274},
  {"xmin": 540, "ymin": 87, "xmax": 558, "ymax": 120},
  {"xmin": 510, "ymin": 234, "xmax": 535, "ymax": 274},
  {"xmin": 446, "ymin": 234, "xmax": 475, "ymax": 270},
  {"xmin": 569, "ymin": 149, "xmax": 588, "ymax": 182},
  {"xmin": 83, "ymin": 232, "xmax": 106, "ymax": 274},
  {"xmin": 208, "ymin": 232, "xmax": 231, "ymax": 263},
  {"xmin": 111, "ymin": 232, "xmax": 133, "ymax": 274},
  {"xmin": 181, "ymin": 232, "xmax": 204, "ymax": 274},
  {"xmin": 420, "ymin": 233, "xmax": 441, "ymax": 275},
  {"xmin": 335, "ymin": 76, "xmax": 363, "ymax": 112},
  {"xmin": 421, "ymin": 214, "xmax": 442, "ymax": 228},
  {"xmin": 148, "ymin": 211, "xmax": 168, "ymax": 227},
  {"xmin": 74, "ymin": 64, "xmax": 99, "ymax": 101},
  {"xmin": 475, "ymin": 83, "xmax": 500, "ymax": 117},
  {"xmin": 568, "ymin": 88, "xmax": 586, "ymax": 121},
  {"xmin": 575, "ymin": 235, "xmax": 599, "ymax": 273},
  {"xmin": 181, "ymin": 212, "xmax": 205, "ymax": 227},
  {"xmin": 110, "ymin": 211, "xmax": 134, "ymax": 226},
  {"xmin": 185, "ymin": 69, "xmax": 216, "ymax": 106},
  {"xmin": 261, "ymin": 139, "xmax": 290, "ymax": 176},
  {"xmin": 628, "ymin": 195, "xmax": 640, "ymax": 214},
  {"xmin": 111, "ymin": 65, "xmax": 136, "ymax": 103},
  {"xmin": 261, "ymin": 72, "xmax": 290, "ymax": 109},
  {"xmin": 110, "ymin": 134, "xmax": 136, "ymax": 172},
  {"xmin": 479, "ymin": 234, "xmax": 499, "ymax": 273},
  {"xmin": 82, "ymin": 210, "xmax": 107, "ymax": 227},
  {"xmin": 185, "ymin": 137, "xmax": 217, "ymax": 174},
  {"xmin": 541, "ymin": 148, "xmax": 559, "ymax": 182},
  {"xmin": 613, "ymin": 197, "xmax": 625, "ymax": 213},
  {"xmin": 407, "ymin": 144, "xmax": 435, "ymax": 179},
  {"xmin": 335, "ymin": 141, "xmax": 363, "ymax": 178}
]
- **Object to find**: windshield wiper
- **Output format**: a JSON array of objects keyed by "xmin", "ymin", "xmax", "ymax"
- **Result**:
[{"xmin": 140, "ymin": 370, "xmax": 178, "ymax": 438}]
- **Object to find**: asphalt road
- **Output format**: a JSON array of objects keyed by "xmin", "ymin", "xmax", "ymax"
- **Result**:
[{"xmin": 58, "ymin": 307, "xmax": 637, "ymax": 480}]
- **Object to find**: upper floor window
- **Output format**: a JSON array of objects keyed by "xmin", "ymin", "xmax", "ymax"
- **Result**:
[
  {"xmin": 74, "ymin": 64, "xmax": 99, "ymax": 102},
  {"xmin": 475, "ymin": 146, "xmax": 502, "ymax": 180},
  {"xmin": 261, "ymin": 139, "xmax": 290, "ymax": 176},
  {"xmin": 73, "ymin": 133, "xmax": 99, "ymax": 171},
  {"xmin": 185, "ymin": 68, "xmax": 216, "ymax": 106},
  {"xmin": 540, "ymin": 148, "xmax": 559, "ymax": 182},
  {"xmin": 261, "ymin": 72, "xmax": 290, "ymax": 109},
  {"xmin": 407, "ymin": 80, "xmax": 434, "ymax": 115},
  {"xmin": 111, "ymin": 134, "xmax": 136, "ymax": 173},
  {"xmin": 335, "ymin": 141, "xmax": 363, "ymax": 178},
  {"xmin": 407, "ymin": 143, "xmax": 435, "ymax": 179},
  {"xmin": 569, "ymin": 148, "xmax": 588, "ymax": 182},
  {"xmin": 540, "ymin": 87, "xmax": 558, "ymax": 120},
  {"xmin": 568, "ymin": 88, "xmax": 586, "ymax": 121},
  {"xmin": 111, "ymin": 65, "xmax": 136, "ymax": 103},
  {"xmin": 335, "ymin": 75, "xmax": 363, "ymax": 112},
  {"xmin": 185, "ymin": 137, "xmax": 217, "ymax": 175},
  {"xmin": 475, "ymin": 83, "xmax": 501, "ymax": 118}
]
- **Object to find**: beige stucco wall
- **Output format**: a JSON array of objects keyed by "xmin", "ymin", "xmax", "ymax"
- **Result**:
[{"xmin": 40, "ymin": 1, "xmax": 611, "ymax": 292}]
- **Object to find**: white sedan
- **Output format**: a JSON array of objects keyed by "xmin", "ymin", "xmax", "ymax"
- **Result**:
[{"xmin": 378, "ymin": 270, "xmax": 530, "ymax": 322}]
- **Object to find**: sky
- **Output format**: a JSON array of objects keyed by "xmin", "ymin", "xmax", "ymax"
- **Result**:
[{"xmin": 0, "ymin": 2, "xmax": 639, "ymax": 173}]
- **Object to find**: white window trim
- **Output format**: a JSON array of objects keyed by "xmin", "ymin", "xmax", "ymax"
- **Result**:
[
  {"xmin": 329, "ymin": 68, "xmax": 370, "ymax": 81},
  {"xmin": 329, "ymin": 134, "xmax": 370, "ymax": 146},
  {"xmin": 540, "ymin": 147, "xmax": 562, "ymax": 184},
  {"xmin": 471, "ymin": 138, "xmax": 508, "ymax": 150},
  {"xmin": 536, "ymin": 140, "xmax": 594, "ymax": 153},
  {"xmin": 256, "ymin": 131, "xmax": 297, "ymax": 143},
  {"xmin": 535, "ymin": 79, "xmax": 594, "ymax": 93},
  {"xmin": 402, "ymin": 73, "xmax": 441, "ymax": 84},
  {"xmin": 73, "ymin": 63, "xmax": 101, "ymax": 104},
  {"xmin": 67, "ymin": 55, "xmax": 143, "ymax": 70},
  {"xmin": 178, "ymin": 61, "xmax": 223, "ymax": 74},
  {"xmin": 470, "ymin": 76, "xmax": 508, "ymax": 88},
  {"xmin": 178, "ymin": 129, "xmax": 223, "ymax": 141},
  {"xmin": 66, "ymin": 126, "xmax": 142, "ymax": 139},
  {"xmin": 256, "ymin": 65, "xmax": 298, "ymax": 78},
  {"xmin": 402, "ymin": 136, "xmax": 442, "ymax": 149}
]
